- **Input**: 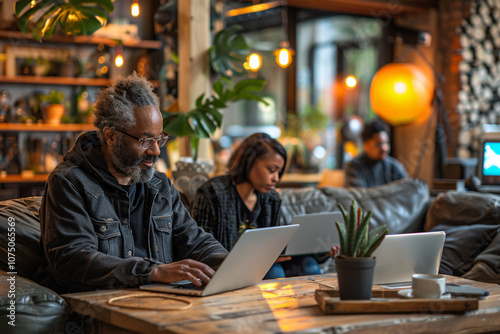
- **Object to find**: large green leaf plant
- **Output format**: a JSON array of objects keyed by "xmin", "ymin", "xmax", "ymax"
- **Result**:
[
  {"xmin": 163, "ymin": 26, "xmax": 268, "ymax": 162},
  {"xmin": 15, "ymin": 0, "xmax": 114, "ymax": 42}
]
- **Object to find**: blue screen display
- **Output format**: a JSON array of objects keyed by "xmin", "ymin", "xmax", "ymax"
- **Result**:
[{"xmin": 483, "ymin": 142, "xmax": 500, "ymax": 176}]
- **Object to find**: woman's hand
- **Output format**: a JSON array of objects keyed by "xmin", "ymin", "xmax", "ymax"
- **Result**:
[
  {"xmin": 276, "ymin": 256, "xmax": 292, "ymax": 263},
  {"xmin": 328, "ymin": 245, "xmax": 341, "ymax": 258}
]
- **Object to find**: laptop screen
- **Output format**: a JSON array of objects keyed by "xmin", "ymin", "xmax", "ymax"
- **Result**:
[{"xmin": 480, "ymin": 140, "xmax": 500, "ymax": 185}]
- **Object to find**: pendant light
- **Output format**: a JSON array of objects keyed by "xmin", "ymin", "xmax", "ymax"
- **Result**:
[
  {"xmin": 274, "ymin": 5, "xmax": 294, "ymax": 68},
  {"xmin": 131, "ymin": 0, "xmax": 140, "ymax": 17}
]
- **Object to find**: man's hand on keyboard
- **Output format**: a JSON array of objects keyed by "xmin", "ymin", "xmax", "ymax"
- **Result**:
[{"xmin": 150, "ymin": 259, "xmax": 216, "ymax": 286}]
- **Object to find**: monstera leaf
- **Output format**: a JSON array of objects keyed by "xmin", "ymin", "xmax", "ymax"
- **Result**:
[
  {"xmin": 163, "ymin": 78, "xmax": 267, "ymax": 161},
  {"xmin": 15, "ymin": 0, "xmax": 114, "ymax": 42},
  {"xmin": 209, "ymin": 25, "xmax": 250, "ymax": 77}
]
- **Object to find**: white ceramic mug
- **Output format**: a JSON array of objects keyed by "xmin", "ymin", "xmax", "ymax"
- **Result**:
[{"xmin": 412, "ymin": 274, "xmax": 446, "ymax": 299}]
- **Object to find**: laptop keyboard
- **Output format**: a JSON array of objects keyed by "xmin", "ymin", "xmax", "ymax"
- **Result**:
[{"xmin": 177, "ymin": 282, "xmax": 207, "ymax": 290}]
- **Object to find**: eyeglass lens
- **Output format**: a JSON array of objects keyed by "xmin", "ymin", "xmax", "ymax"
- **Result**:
[{"xmin": 141, "ymin": 135, "xmax": 169, "ymax": 149}]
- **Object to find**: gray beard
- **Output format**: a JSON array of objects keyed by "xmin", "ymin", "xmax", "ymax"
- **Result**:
[{"xmin": 110, "ymin": 137, "xmax": 157, "ymax": 183}]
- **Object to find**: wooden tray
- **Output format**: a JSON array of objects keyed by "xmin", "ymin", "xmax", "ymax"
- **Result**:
[{"xmin": 315, "ymin": 289, "xmax": 479, "ymax": 314}]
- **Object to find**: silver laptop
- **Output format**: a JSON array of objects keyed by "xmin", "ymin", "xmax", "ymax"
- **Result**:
[
  {"xmin": 282, "ymin": 212, "xmax": 342, "ymax": 256},
  {"xmin": 372, "ymin": 231, "xmax": 446, "ymax": 285},
  {"xmin": 140, "ymin": 224, "xmax": 300, "ymax": 296}
]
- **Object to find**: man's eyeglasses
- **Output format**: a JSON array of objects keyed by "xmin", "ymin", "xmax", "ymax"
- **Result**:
[{"xmin": 114, "ymin": 129, "xmax": 170, "ymax": 150}]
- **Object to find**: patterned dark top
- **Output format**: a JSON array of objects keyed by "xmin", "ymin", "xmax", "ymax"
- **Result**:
[{"xmin": 190, "ymin": 174, "xmax": 281, "ymax": 250}]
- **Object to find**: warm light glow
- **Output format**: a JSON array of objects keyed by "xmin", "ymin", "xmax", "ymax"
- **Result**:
[
  {"xmin": 345, "ymin": 75, "xmax": 357, "ymax": 88},
  {"xmin": 247, "ymin": 53, "xmax": 262, "ymax": 72},
  {"xmin": 258, "ymin": 283, "xmax": 299, "ymax": 331},
  {"xmin": 131, "ymin": 1, "xmax": 140, "ymax": 17},
  {"xmin": 115, "ymin": 54, "xmax": 124, "ymax": 67},
  {"xmin": 31, "ymin": 0, "xmax": 36, "ymax": 8},
  {"xmin": 393, "ymin": 81, "xmax": 407, "ymax": 94},
  {"xmin": 370, "ymin": 63, "xmax": 434, "ymax": 125},
  {"xmin": 115, "ymin": 46, "xmax": 124, "ymax": 67},
  {"xmin": 275, "ymin": 48, "xmax": 293, "ymax": 68}
]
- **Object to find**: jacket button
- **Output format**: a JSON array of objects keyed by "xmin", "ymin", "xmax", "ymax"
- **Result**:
[
  {"xmin": 122, "ymin": 218, "xmax": 128, "ymax": 225},
  {"xmin": 127, "ymin": 250, "xmax": 133, "ymax": 257},
  {"xmin": 100, "ymin": 225, "xmax": 107, "ymax": 232},
  {"xmin": 168, "ymin": 222, "xmax": 172, "ymax": 228}
]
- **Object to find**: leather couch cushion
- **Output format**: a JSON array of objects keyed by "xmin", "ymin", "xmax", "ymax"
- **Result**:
[
  {"xmin": 279, "ymin": 178, "xmax": 429, "ymax": 234},
  {"xmin": 430, "ymin": 224, "xmax": 500, "ymax": 276},
  {"xmin": 425, "ymin": 191, "xmax": 500, "ymax": 231},
  {"xmin": 0, "ymin": 197, "xmax": 43, "ymax": 280},
  {"xmin": 0, "ymin": 271, "xmax": 70, "ymax": 334}
]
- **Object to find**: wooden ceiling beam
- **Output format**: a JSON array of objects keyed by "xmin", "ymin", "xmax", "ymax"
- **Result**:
[{"xmin": 234, "ymin": 0, "xmax": 435, "ymax": 16}]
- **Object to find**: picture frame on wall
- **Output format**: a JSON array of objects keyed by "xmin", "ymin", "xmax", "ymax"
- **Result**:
[{"xmin": 4, "ymin": 45, "xmax": 74, "ymax": 77}]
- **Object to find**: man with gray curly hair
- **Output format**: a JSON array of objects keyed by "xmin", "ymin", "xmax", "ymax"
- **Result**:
[{"xmin": 35, "ymin": 73, "xmax": 227, "ymax": 294}]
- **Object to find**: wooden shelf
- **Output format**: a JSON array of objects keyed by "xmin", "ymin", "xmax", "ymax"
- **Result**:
[
  {"xmin": 0, "ymin": 75, "xmax": 159, "ymax": 87},
  {"xmin": 0, "ymin": 30, "xmax": 162, "ymax": 49},
  {"xmin": 0, "ymin": 174, "xmax": 49, "ymax": 184},
  {"xmin": 0, "ymin": 123, "xmax": 96, "ymax": 132},
  {"xmin": 0, "ymin": 75, "xmax": 112, "ymax": 86}
]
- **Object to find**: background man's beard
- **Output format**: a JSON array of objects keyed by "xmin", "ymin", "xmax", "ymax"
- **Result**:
[{"xmin": 111, "ymin": 138, "xmax": 157, "ymax": 183}]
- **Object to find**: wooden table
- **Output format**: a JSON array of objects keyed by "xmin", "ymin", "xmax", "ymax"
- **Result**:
[{"xmin": 62, "ymin": 274, "xmax": 500, "ymax": 333}]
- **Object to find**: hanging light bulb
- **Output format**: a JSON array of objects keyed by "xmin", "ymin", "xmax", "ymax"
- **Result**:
[
  {"xmin": 246, "ymin": 53, "xmax": 262, "ymax": 72},
  {"xmin": 274, "ymin": 41, "xmax": 294, "ymax": 68},
  {"xmin": 115, "ymin": 46, "xmax": 124, "ymax": 67},
  {"xmin": 30, "ymin": 0, "xmax": 36, "ymax": 8},
  {"xmin": 274, "ymin": 6, "xmax": 294, "ymax": 68},
  {"xmin": 131, "ymin": 0, "xmax": 140, "ymax": 17},
  {"xmin": 345, "ymin": 75, "xmax": 357, "ymax": 88}
]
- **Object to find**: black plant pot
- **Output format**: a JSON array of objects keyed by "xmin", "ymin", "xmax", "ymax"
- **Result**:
[{"xmin": 335, "ymin": 256, "xmax": 376, "ymax": 300}]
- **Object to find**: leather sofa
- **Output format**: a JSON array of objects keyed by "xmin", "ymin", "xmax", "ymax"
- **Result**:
[
  {"xmin": 0, "ymin": 197, "xmax": 70, "ymax": 334},
  {"xmin": 278, "ymin": 178, "xmax": 500, "ymax": 283}
]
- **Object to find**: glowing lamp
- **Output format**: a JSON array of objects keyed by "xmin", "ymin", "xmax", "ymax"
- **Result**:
[
  {"xmin": 115, "ymin": 46, "xmax": 124, "ymax": 67},
  {"xmin": 131, "ymin": 1, "xmax": 140, "ymax": 17},
  {"xmin": 345, "ymin": 75, "xmax": 357, "ymax": 88},
  {"xmin": 246, "ymin": 53, "xmax": 262, "ymax": 72},
  {"xmin": 370, "ymin": 63, "xmax": 434, "ymax": 126},
  {"xmin": 115, "ymin": 54, "xmax": 124, "ymax": 67},
  {"xmin": 274, "ymin": 41, "xmax": 294, "ymax": 68}
]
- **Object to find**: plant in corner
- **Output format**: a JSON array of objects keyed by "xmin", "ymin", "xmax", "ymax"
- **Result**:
[
  {"xmin": 162, "ymin": 25, "xmax": 268, "ymax": 164},
  {"xmin": 334, "ymin": 201, "xmax": 389, "ymax": 300}
]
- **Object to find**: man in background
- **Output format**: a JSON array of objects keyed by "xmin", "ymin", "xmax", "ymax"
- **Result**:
[{"xmin": 344, "ymin": 120, "xmax": 408, "ymax": 188}]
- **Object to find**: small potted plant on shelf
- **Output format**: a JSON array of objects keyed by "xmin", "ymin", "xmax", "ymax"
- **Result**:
[
  {"xmin": 335, "ymin": 201, "xmax": 388, "ymax": 300},
  {"xmin": 40, "ymin": 90, "xmax": 65, "ymax": 125}
]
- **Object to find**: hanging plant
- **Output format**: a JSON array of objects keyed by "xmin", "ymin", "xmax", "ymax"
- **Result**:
[
  {"xmin": 15, "ymin": 0, "xmax": 114, "ymax": 42},
  {"xmin": 163, "ymin": 77, "xmax": 267, "ymax": 162},
  {"xmin": 209, "ymin": 25, "xmax": 250, "ymax": 77}
]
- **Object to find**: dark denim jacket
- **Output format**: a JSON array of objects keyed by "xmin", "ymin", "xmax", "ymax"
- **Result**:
[{"xmin": 36, "ymin": 132, "xmax": 227, "ymax": 293}]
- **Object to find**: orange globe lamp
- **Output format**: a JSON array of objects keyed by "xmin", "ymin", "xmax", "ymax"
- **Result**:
[{"xmin": 370, "ymin": 63, "xmax": 434, "ymax": 126}]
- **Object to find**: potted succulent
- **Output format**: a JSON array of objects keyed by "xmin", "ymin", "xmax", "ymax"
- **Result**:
[
  {"xmin": 335, "ymin": 201, "xmax": 388, "ymax": 300},
  {"xmin": 40, "ymin": 90, "xmax": 65, "ymax": 125}
]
